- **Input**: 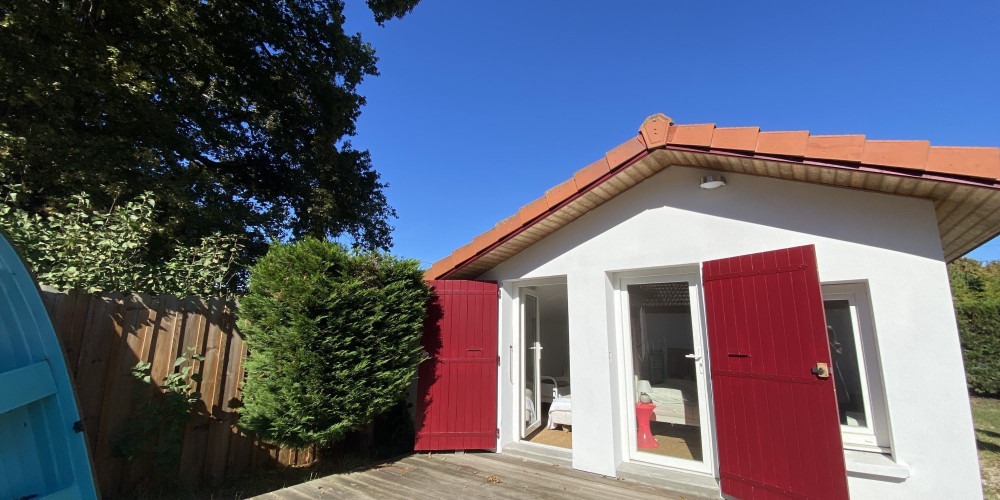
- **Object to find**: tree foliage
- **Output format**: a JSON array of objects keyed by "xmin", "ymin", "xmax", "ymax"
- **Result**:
[
  {"xmin": 954, "ymin": 300, "xmax": 1000, "ymax": 396},
  {"xmin": 950, "ymin": 257, "xmax": 1000, "ymax": 303},
  {"xmin": 0, "ymin": 0, "xmax": 419, "ymax": 259},
  {"xmin": 949, "ymin": 257, "xmax": 1000, "ymax": 396},
  {"xmin": 239, "ymin": 238, "xmax": 429, "ymax": 447},
  {"xmin": 1, "ymin": 171, "xmax": 242, "ymax": 295}
]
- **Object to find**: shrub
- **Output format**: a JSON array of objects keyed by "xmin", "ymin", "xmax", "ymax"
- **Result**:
[
  {"xmin": 955, "ymin": 300, "xmax": 1000, "ymax": 396},
  {"xmin": 239, "ymin": 238, "xmax": 430, "ymax": 448},
  {"xmin": 0, "ymin": 172, "xmax": 243, "ymax": 295}
]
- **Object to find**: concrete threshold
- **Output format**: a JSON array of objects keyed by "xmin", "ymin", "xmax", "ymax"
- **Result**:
[{"xmin": 616, "ymin": 461, "xmax": 722, "ymax": 499}]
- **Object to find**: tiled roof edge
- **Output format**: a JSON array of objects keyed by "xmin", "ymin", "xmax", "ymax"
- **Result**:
[{"xmin": 425, "ymin": 114, "xmax": 1000, "ymax": 280}]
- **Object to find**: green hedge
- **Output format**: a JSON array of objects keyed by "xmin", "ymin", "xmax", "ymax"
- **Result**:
[
  {"xmin": 955, "ymin": 300, "xmax": 1000, "ymax": 396},
  {"xmin": 238, "ymin": 238, "xmax": 430, "ymax": 448}
]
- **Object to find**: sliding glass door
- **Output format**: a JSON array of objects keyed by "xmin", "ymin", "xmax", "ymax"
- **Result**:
[{"xmin": 620, "ymin": 272, "xmax": 714, "ymax": 473}]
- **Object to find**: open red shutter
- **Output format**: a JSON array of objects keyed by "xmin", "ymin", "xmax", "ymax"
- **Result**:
[
  {"xmin": 703, "ymin": 245, "xmax": 848, "ymax": 500},
  {"xmin": 414, "ymin": 280, "xmax": 498, "ymax": 451}
]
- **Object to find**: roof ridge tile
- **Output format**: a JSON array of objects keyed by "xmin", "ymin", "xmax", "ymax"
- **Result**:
[
  {"xmin": 638, "ymin": 114, "xmax": 674, "ymax": 148},
  {"xmin": 861, "ymin": 140, "xmax": 930, "ymax": 171},
  {"xmin": 927, "ymin": 146, "xmax": 1000, "ymax": 180},
  {"xmin": 668, "ymin": 123, "xmax": 715, "ymax": 148},
  {"xmin": 711, "ymin": 126, "xmax": 760, "ymax": 151},
  {"xmin": 805, "ymin": 134, "xmax": 866, "ymax": 163},
  {"xmin": 605, "ymin": 136, "xmax": 646, "ymax": 169},
  {"xmin": 545, "ymin": 177, "xmax": 580, "ymax": 209},
  {"xmin": 756, "ymin": 131, "xmax": 810, "ymax": 157},
  {"xmin": 573, "ymin": 157, "xmax": 612, "ymax": 190}
]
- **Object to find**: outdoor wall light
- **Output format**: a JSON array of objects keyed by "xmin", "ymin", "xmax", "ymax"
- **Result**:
[{"xmin": 699, "ymin": 174, "xmax": 727, "ymax": 189}]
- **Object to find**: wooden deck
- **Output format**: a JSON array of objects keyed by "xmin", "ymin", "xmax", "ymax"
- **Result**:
[{"xmin": 251, "ymin": 452, "xmax": 695, "ymax": 499}]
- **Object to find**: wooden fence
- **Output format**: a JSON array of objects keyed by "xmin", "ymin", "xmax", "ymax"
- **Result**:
[{"xmin": 40, "ymin": 288, "xmax": 316, "ymax": 497}]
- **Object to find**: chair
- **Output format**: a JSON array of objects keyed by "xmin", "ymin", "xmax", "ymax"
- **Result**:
[{"xmin": 540, "ymin": 356, "xmax": 571, "ymax": 403}]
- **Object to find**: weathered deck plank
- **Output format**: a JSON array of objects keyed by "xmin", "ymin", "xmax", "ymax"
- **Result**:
[{"xmin": 254, "ymin": 452, "xmax": 697, "ymax": 499}]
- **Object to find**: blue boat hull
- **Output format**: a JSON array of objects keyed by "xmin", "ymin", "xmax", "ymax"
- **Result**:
[{"xmin": 0, "ymin": 232, "xmax": 98, "ymax": 499}]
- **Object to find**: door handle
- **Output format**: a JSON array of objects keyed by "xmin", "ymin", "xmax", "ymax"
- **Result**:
[{"xmin": 685, "ymin": 353, "xmax": 702, "ymax": 361}]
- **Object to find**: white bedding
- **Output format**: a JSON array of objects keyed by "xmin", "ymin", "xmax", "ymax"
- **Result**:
[
  {"xmin": 646, "ymin": 380, "xmax": 699, "ymax": 426},
  {"xmin": 547, "ymin": 395, "xmax": 572, "ymax": 429}
]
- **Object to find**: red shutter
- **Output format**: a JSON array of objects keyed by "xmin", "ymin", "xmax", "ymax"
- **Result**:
[
  {"xmin": 414, "ymin": 280, "xmax": 498, "ymax": 451},
  {"xmin": 703, "ymin": 245, "xmax": 849, "ymax": 500}
]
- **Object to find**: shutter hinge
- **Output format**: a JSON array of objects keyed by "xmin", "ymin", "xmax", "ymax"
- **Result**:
[
  {"xmin": 496, "ymin": 428, "xmax": 500, "ymax": 439},
  {"xmin": 497, "ymin": 355, "xmax": 501, "ymax": 366},
  {"xmin": 73, "ymin": 420, "xmax": 84, "ymax": 433}
]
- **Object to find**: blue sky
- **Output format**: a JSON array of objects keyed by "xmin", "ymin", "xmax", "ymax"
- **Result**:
[{"xmin": 342, "ymin": 1, "xmax": 1000, "ymax": 266}]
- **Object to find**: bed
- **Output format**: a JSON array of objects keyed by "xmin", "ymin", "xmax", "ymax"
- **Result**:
[
  {"xmin": 547, "ymin": 395, "xmax": 572, "ymax": 429},
  {"xmin": 645, "ymin": 379, "xmax": 700, "ymax": 426}
]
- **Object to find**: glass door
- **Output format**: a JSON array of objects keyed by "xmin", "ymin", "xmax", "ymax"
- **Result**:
[
  {"xmin": 620, "ymin": 272, "xmax": 714, "ymax": 473},
  {"xmin": 520, "ymin": 291, "xmax": 542, "ymax": 437}
]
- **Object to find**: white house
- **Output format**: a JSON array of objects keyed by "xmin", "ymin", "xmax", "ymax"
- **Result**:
[{"xmin": 414, "ymin": 114, "xmax": 992, "ymax": 499}]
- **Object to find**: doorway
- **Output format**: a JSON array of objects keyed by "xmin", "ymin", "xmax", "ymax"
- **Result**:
[
  {"xmin": 518, "ymin": 283, "xmax": 572, "ymax": 450},
  {"xmin": 618, "ymin": 271, "xmax": 714, "ymax": 474}
]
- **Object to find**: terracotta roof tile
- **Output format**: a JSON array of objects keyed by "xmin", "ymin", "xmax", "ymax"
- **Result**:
[
  {"xmin": 638, "ymin": 114, "xmax": 674, "ymax": 148},
  {"xmin": 545, "ymin": 177, "xmax": 579, "ymax": 208},
  {"xmin": 756, "ymin": 131, "xmax": 810, "ymax": 157},
  {"xmin": 927, "ymin": 146, "xmax": 1000, "ymax": 180},
  {"xmin": 573, "ymin": 157, "xmax": 612, "ymax": 189},
  {"xmin": 424, "ymin": 255, "xmax": 454, "ymax": 280},
  {"xmin": 451, "ymin": 241, "xmax": 478, "ymax": 267},
  {"xmin": 805, "ymin": 135, "xmax": 866, "ymax": 163},
  {"xmin": 605, "ymin": 136, "xmax": 647, "ymax": 168},
  {"xmin": 668, "ymin": 124, "xmax": 715, "ymax": 148},
  {"xmin": 472, "ymin": 227, "xmax": 501, "ymax": 253},
  {"xmin": 862, "ymin": 140, "xmax": 930, "ymax": 171},
  {"xmin": 494, "ymin": 213, "xmax": 524, "ymax": 237},
  {"xmin": 711, "ymin": 127, "xmax": 760, "ymax": 151},
  {"xmin": 517, "ymin": 196, "xmax": 549, "ymax": 225}
]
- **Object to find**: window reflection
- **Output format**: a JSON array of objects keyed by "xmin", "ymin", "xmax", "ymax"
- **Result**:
[
  {"xmin": 824, "ymin": 299, "xmax": 867, "ymax": 428},
  {"xmin": 628, "ymin": 282, "xmax": 703, "ymax": 462}
]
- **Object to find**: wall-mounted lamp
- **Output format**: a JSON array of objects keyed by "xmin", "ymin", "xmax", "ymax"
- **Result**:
[{"xmin": 699, "ymin": 174, "xmax": 727, "ymax": 190}]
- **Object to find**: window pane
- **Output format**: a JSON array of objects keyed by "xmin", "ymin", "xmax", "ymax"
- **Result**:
[
  {"xmin": 627, "ymin": 282, "xmax": 703, "ymax": 462},
  {"xmin": 824, "ymin": 299, "xmax": 867, "ymax": 428},
  {"xmin": 523, "ymin": 294, "xmax": 538, "ymax": 433}
]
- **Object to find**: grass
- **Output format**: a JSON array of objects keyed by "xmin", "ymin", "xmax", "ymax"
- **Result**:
[{"xmin": 973, "ymin": 396, "xmax": 1000, "ymax": 500}]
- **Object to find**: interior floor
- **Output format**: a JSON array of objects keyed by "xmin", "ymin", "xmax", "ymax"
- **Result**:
[
  {"xmin": 522, "ymin": 413, "xmax": 701, "ymax": 460},
  {"xmin": 524, "ymin": 403, "xmax": 573, "ymax": 449},
  {"xmin": 637, "ymin": 422, "xmax": 702, "ymax": 461}
]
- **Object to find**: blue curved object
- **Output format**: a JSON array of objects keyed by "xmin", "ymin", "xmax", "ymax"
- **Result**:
[{"xmin": 0, "ymin": 233, "xmax": 98, "ymax": 499}]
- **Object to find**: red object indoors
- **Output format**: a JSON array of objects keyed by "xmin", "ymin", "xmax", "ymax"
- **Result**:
[
  {"xmin": 635, "ymin": 403, "xmax": 658, "ymax": 449},
  {"xmin": 703, "ymin": 245, "xmax": 849, "ymax": 500},
  {"xmin": 414, "ymin": 280, "xmax": 498, "ymax": 451}
]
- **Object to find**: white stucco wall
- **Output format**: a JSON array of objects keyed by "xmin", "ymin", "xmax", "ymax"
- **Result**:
[{"xmin": 480, "ymin": 165, "xmax": 982, "ymax": 499}]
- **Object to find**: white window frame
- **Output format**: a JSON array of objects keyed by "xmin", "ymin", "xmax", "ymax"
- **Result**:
[
  {"xmin": 613, "ymin": 267, "xmax": 717, "ymax": 476},
  {"xmin": 506, "ymin": 276, "xmax": 571, "ymax": 453},
  {"xmin": 821, "ymin": 282, "xmax": 892, "ymax": 454}
]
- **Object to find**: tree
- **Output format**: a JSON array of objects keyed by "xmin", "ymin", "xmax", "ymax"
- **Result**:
[
  {"xmin": 949, "ymin": 257, "xmax": 1000, "ymax": 303},
  {"xmin": 949, "ymin": 257, "xmax": 1000, "ymax": 396},
  {"xmin": 0, "ymin": 0, "xmax": 419, "ymax": 262},
  {"xmin": 238, "ymin": 238, "xmax": 429, "ymax": 447},
  {"xmin": 1, "ymin": 171, "xmax": 243, "ymax": 295},
  {"xmin": 954, "ymin": 300, "xmax": 1000, "ymax": 396}
]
